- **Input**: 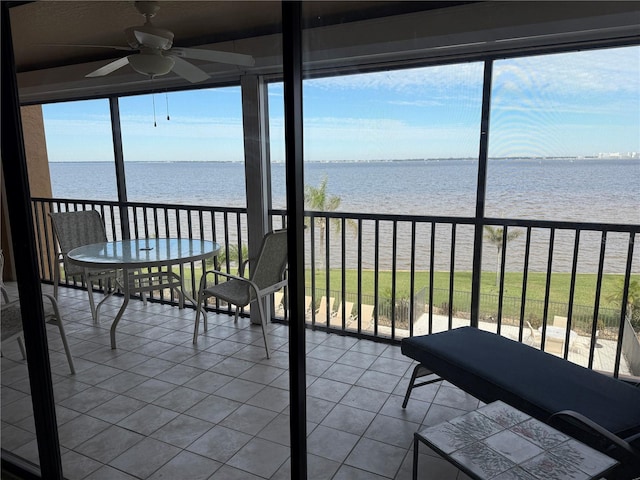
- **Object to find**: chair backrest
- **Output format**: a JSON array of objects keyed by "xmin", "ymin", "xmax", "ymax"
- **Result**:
[
  {"xmin": 249, "ymin": 229, "xmax": 288, "ymax": 293},
  {"xmin": 359, "ymin": 304, "xmax": 375, "ymax": 322},
  {"xmin": 344, "ymin": 301, "xmax": 354, "ymax": 319},
  {"xmin": 50, "ymin": 210, "xmax": 108, "ymax": 275},
  {"xmin": 335, "ymin": 300, "xmax": 354, "ymax": 320},
  {"xmin": 553, "ymin": 315, "xmax": 568, "ymax": 328},
  {"xmin": 316, "ymin": 296, "xmax": 326, "ymax": 313},
  {"xmin": 304, "ymin": 296, "xmax": 313, "ymax": 312},
  {"xmin": 315, "ymin": 296, "xmax": 335, "ymax": 318}
]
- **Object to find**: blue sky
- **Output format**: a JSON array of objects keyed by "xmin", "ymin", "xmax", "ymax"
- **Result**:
[{"xmin": 42, "ymin": 45, "xmax": 639, "ymax": 163}]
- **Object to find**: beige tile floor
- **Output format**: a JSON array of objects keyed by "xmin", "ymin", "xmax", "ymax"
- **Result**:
[{"xmin": 1, "ymin": 283, "xmax": 475, "ymax": 480}]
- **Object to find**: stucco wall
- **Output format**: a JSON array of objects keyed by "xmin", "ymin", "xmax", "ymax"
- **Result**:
[
  {"xmin": 1, "ymin": 104, "xmax": 52, "ymax": 280},
  {"xmin": 22, "ymin": 105, "xmax": 53, "ymax": 199}
]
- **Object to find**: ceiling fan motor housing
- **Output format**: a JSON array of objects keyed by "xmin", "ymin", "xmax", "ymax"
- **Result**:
[
  {"xmin": 127, "ymin": 52, "xmax": 175, "ymax": 77},
  {"xmin": 125, "ymin": 25, "xmax": 174, "ymax": 50}
]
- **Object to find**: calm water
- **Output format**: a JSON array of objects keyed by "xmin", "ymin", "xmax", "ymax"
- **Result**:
[
  {"xmin": 49, "ymin": 159, "xmax": 640, "ymax": 272},
  {"xmin": 50, "ymin": 158, "xmax": 639, "ymax": 223}
]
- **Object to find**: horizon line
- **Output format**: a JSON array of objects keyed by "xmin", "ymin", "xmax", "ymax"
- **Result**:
[{"xmin": 49, "ymin": 155, "xmax": 639, "ymax": 164}]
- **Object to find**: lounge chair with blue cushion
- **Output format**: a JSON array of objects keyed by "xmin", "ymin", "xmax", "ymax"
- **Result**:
[{"xmin": 401, "ymin": 326, "xmax": 640, "ymax": 478}]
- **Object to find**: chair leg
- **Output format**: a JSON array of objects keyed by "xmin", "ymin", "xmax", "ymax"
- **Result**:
[
  {"xmin": 178, "ymin": 290, "xmax": 184, "ymax": 309},
  {"xmin": 177, "ymin": 267, "xmax": 185, "ymax": 309},
  {"xmin": 1, "ymin": 284, "xmax": 9, "ymax": 304},
  {"xmin": 403, "ymin": 364, "xmax": 422, "ymax": 408},
  {"xmin": 86, "ymin": 278, "xmax": 99, "ymax": 324},
  {"xmin": 53, "ymin": 262, "xmax": 60, "ymax": 300},
  {"xmin": 193, "ymin": 298, "xmax": 202, "ymax": 344},
  {"xmin": 256, "ymin": 297, "xmax": 271, "ymax": 359},
  {"xmin": 17, "ymin": 336, "xmax": 26, "ymax": 360},
  {"xmin": 193, "ymin": 292, "xmax": 208, "ymax": 344},
  {"xmin": 44, "ymin": 293, "xmax": 75, "ymax": 375},
  {"xmin": 402, "ymin": 364, "xmax": 442, "ymax": 408}
]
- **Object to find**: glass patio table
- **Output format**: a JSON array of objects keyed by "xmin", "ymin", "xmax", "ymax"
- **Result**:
[{"xmin": 67, "ymin": 238, "xmax": 220, "ymax": 348}]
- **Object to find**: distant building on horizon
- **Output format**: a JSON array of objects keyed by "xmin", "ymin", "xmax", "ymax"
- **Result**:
[{"xmin": 597, "ymin": 152, "xmax": 639, "ymax": 159}]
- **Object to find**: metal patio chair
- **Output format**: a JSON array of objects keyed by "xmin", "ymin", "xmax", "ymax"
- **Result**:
[
  {"xmin": 49, "ymin": 210, "xmax": 122, "ymax": 324},
  {"xmin": 193, "ymin": 229, "xmax": 288, "ymax": 358},
  {"xmin": 1, "ymin": 250, "xmax": 75, "ymax": 374}
]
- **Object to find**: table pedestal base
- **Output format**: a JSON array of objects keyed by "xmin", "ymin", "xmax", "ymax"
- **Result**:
[{"xmin": 109, "ymin": 267, "xmax": 198, "ymax": 349}]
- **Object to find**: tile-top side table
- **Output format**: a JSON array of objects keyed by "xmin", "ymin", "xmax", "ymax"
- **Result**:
[{"xmin": 413, "ymin": 400, "xmax": 619, "ymax": 480}]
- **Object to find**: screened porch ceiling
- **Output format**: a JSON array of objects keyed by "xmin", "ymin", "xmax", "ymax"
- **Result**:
[{"xmin": 10, "ymin": 1, "xmax": 640, "ymax": 104}]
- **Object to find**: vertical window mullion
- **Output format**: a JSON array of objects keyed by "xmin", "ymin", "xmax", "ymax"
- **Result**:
[{"xmin": 471, "ymin": 59, "xmax": 493, "ymax": 328}]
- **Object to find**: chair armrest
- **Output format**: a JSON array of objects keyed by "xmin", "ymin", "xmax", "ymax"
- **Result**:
[
  {"xmin": 199, "ymin": 269, "xmax": 261, "ymax": 299},
  {"xmin": 200, "ymin": 269, "xmax": 246, "ymax": 288},
  {"xmin": 549, "ymin": 410, "xmax": 640, "ymax": 459},
  {"xmin": 238, "ymin": 258, "xmax": 253, "ymax": 277},
  {"xmin": 199, "ymin": 269, "xmax": 286, "ymax": 302}
]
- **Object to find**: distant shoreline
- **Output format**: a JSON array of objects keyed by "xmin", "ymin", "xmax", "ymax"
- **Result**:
[{"xmin": 49, "ymin": 156, "xmax": 639, "ymax": 164}]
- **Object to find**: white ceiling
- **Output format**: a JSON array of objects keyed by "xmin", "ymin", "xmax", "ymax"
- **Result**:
[{"xmin": 8, "ymin": 1, "xmax": 640, "ymax": 104}]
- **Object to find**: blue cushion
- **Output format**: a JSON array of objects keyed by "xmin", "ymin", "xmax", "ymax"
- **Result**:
[{"xmin": 401, "ymin": 326, "xmax": 640, "ymax": 440}]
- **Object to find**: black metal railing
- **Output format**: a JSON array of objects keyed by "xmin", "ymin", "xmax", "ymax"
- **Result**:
[
  {"xmin": 32, "ymin": 198, "xmax": 247, "ymax": 315},
  {"xmin": 31, "ymin": 198, "xmax": 640, "ymax": 377},
  {"xmin": 282, "ymin": 209, "xmax": 639, "ymax": 378}
]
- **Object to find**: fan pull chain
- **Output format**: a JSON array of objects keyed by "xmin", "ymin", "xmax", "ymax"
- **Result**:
[
  {"xmin": 152, "ymin": 94, "xmax": 157, "ymax": 127},
  {"xmin": 166, "ymin": 93, "xmax": 170, "ymax": 121}
]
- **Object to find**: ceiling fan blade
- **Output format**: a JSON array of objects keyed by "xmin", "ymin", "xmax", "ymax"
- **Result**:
[
  {"xmin": 134, "ymin": 30, "xmax": 172, "ymax": 50},
  {"xmin": 169, "ymin": 56, "xmax": 210, "ymax": 83},
  {"xmin": 169, "ymin": 47, "xmax": 255, "ymax": 67},
  {"xmin": 40, "ymin": 43, "xmax": 134, "ymax": 52},
  {"xmin": 86, "ymin": 57, "xmax": 130, "ymax": 78}
]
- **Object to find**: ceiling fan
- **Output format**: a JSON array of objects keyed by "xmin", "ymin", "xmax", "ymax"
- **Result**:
[{"xmin": 72, "ymin": 1, "xmax": 255, "ymax": 83}]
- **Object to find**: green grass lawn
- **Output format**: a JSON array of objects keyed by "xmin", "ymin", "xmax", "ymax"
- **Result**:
[
  {"xmin": 307, "ymin": 269, "xmax": 630, "ymax": 303},
  {"xmin": 178, "ymin": 265, "xmax": 635, "ymax": 329},
  {"xmin": 305, "ymin": 269, "xmax": 636, "ymax": 328}
]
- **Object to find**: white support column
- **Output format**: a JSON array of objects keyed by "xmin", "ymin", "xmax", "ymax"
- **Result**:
[{"xmin": 241, "ymin": 74, "xmax": 272, "ymax": 325}]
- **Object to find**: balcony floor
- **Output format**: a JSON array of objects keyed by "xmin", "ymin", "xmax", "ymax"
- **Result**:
[{"xmin": 2, "ymin": 283, "xmax": 475, "ymax": 480}]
